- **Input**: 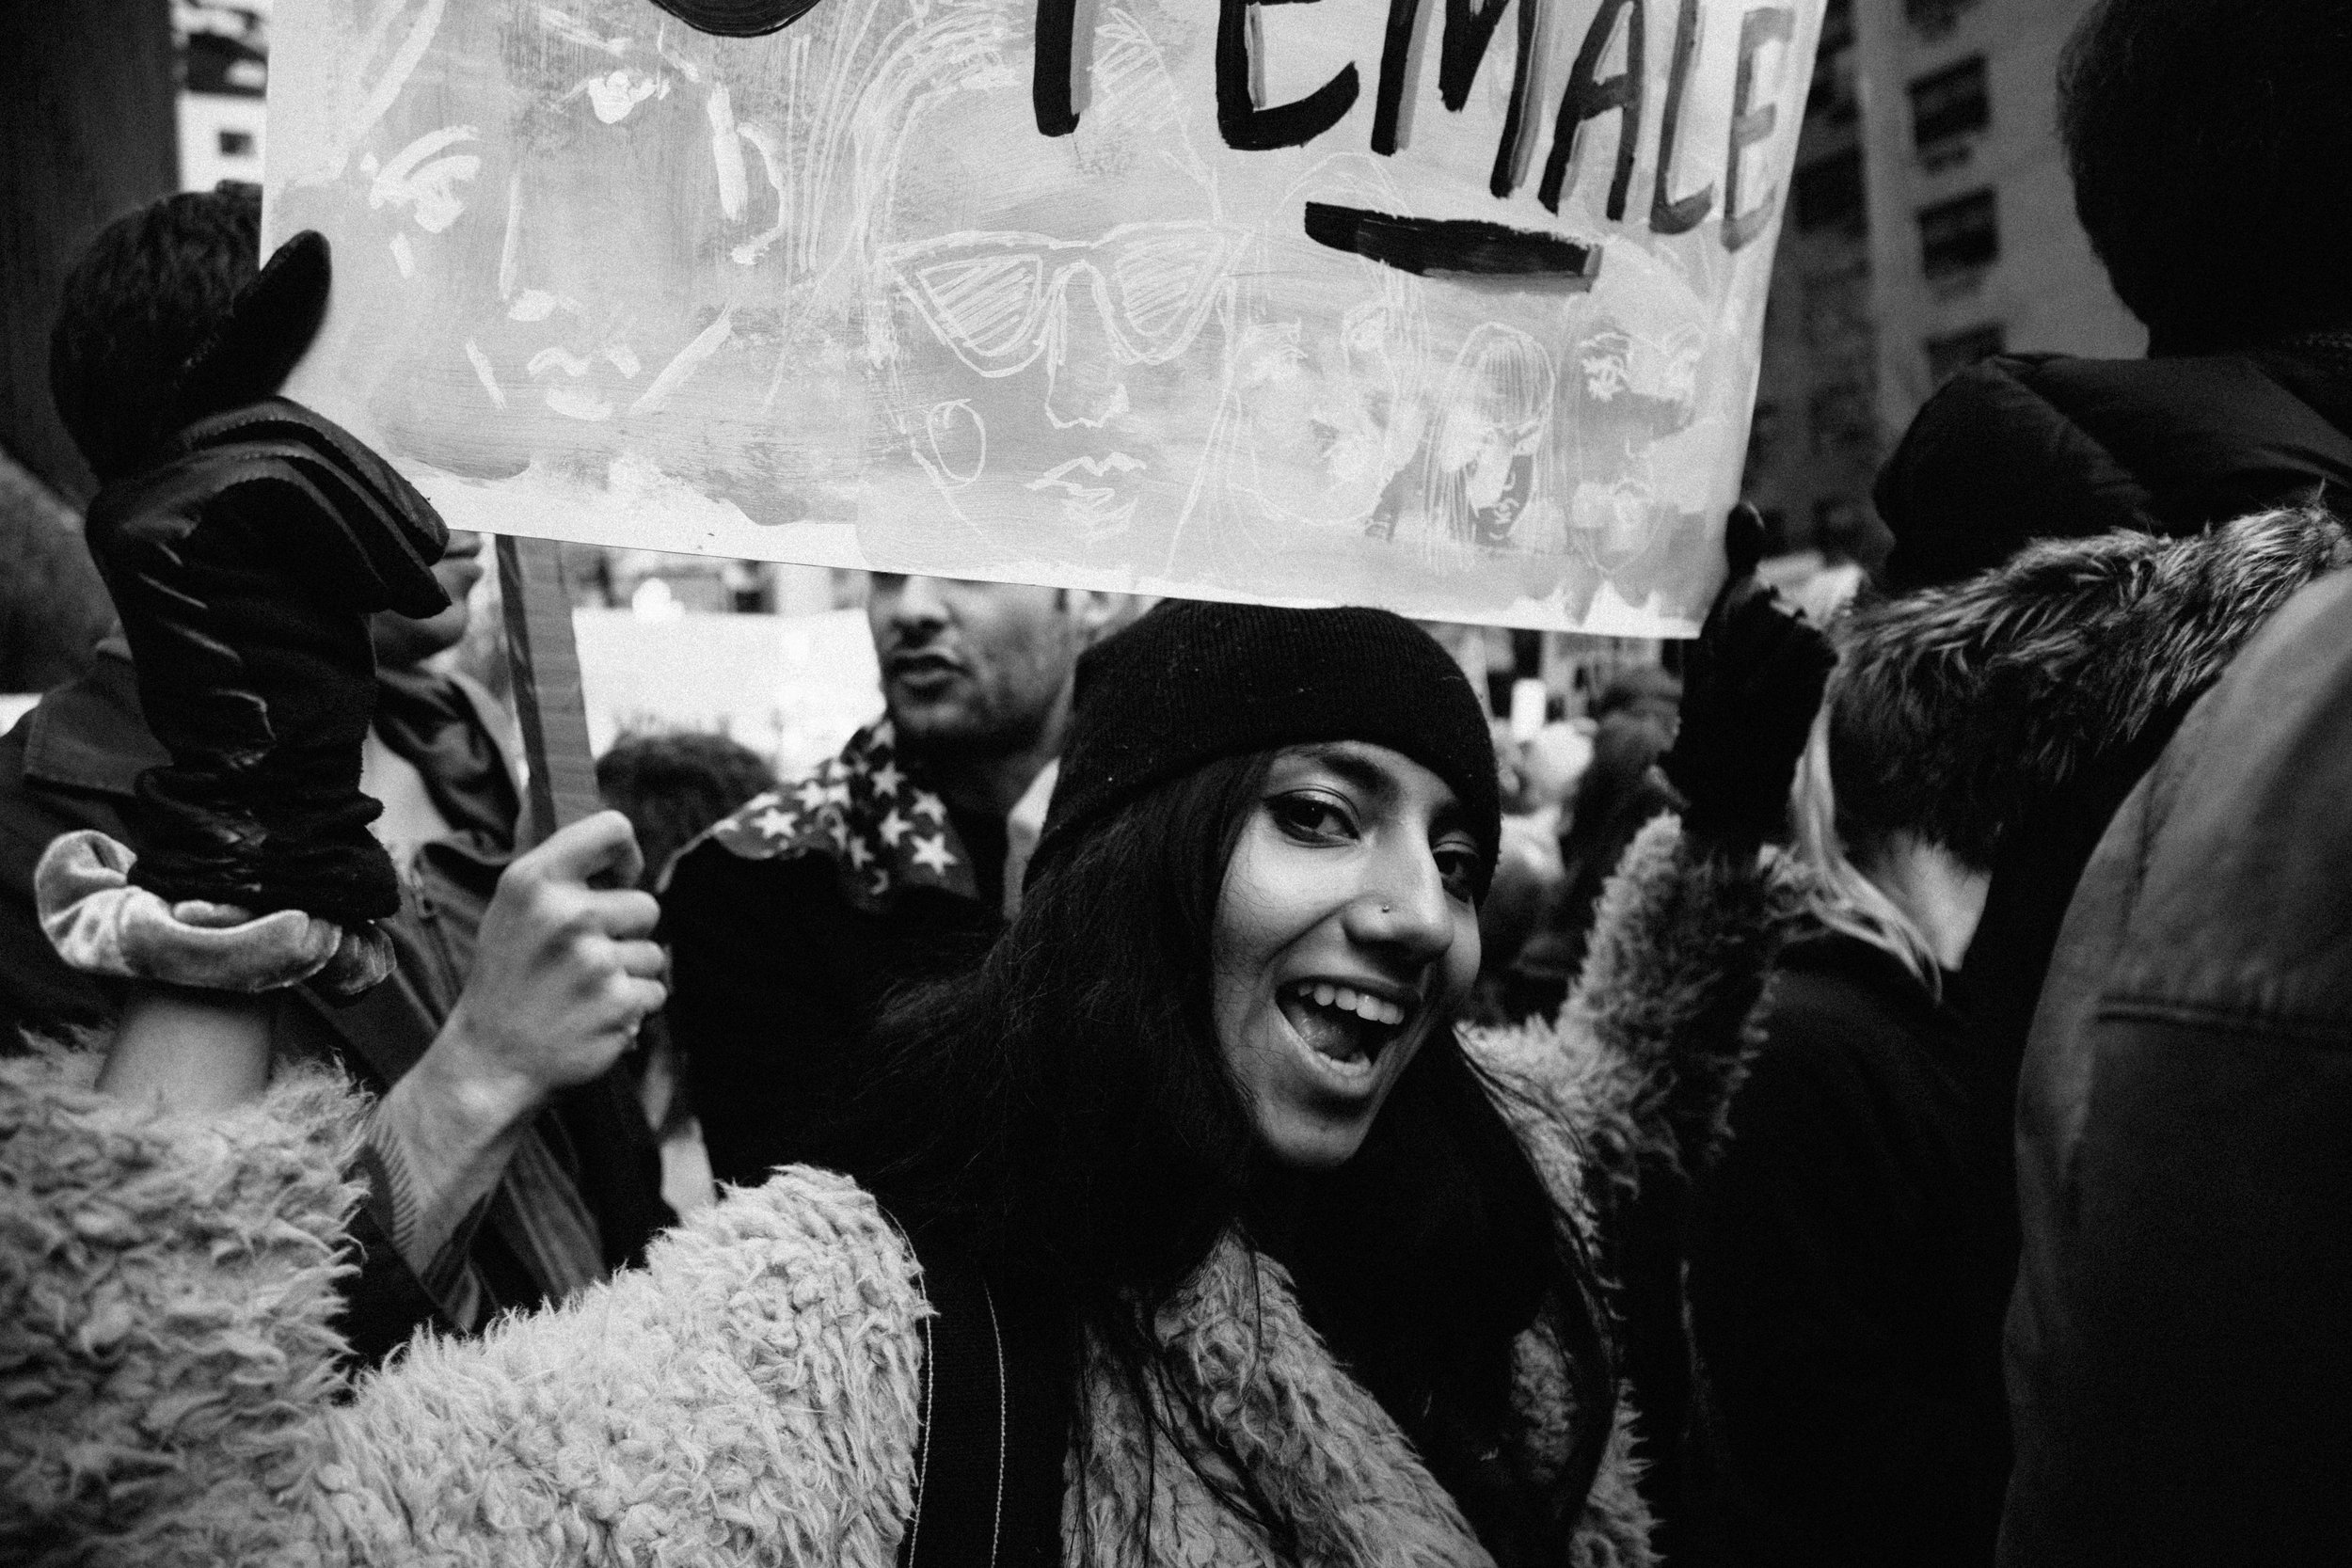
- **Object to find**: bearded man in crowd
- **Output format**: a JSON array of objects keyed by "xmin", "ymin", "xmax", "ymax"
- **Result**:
[{"xmin": 662, "ymin": 574, "xmax": 1117, "ymax": 1185}]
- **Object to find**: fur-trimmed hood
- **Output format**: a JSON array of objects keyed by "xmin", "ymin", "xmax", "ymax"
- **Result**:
[{"xmin": 1827, "ymin": 506, "xmax": 2352, "ymax": 864}]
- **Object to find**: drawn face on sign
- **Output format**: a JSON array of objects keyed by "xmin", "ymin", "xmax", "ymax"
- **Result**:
[
  {"xmin": 1229, "ymin": 157, "xmax": 1427, "ymax": 531},
  {"xmin": 1561, "ymin": 249, "xmax": 1713, "ymax": 577},
  {"xmin": 864, "ymin": 7, "xmax": 1237, "ymax": 552},
  {"xmin": 1428, "ymin": 324, "xmax": 1557, "ymax": 550}
]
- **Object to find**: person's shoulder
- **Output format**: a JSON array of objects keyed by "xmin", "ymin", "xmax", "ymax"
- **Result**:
[
  {"xmin": 665, "ymin": 803, "xmax": 847, "ymax": 903},
  {"xmin": 432, "ymin": 666, "xmax": 516, "ymax": 752},
  {"xmin": 2101, "ymin": 570, "xmax": 2352, "ymax": 1020},
  {"xmin": 1874, "ymin": 349, "xmax": 2352, "ymax": 590},
  {"xmin": 671, "ymin": 724, "xmax": 877, "ymax": 875},
  {"xmin": 1748, "ymin": 937, "xmax": 1939, "ymax": 1089},
  {"xmin": 6, "ymin": 654, "xmax": 163, "ymax": 803}
]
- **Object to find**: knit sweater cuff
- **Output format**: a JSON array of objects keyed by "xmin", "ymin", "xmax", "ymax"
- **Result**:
[{"xmin": 357, "ymin": 1103, "xmax": 487, "ymax": 1323}]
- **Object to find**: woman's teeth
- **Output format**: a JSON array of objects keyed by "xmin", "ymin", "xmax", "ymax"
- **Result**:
[
  {"xmin": 1301, "ymin": 982, "xmax": 1406, "ymax": 1027},
  {"xmin": 1279, "ymin": 981, "xmax": 1411, "ymax": 1073}
]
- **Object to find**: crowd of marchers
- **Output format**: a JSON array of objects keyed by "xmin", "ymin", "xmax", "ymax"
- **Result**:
[{"xmin": 6, "ymin": 1, "xmax": 2352, "ymax": 1564}]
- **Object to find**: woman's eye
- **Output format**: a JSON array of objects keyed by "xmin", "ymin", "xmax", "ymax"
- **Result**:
[
  {"xmin": 1434, "ymin": 844, "xmax": 1482, "ymax": 899},
  {"xmin": 1270, "ymin": 794, "xmax": 1355, "ymax": 841}
]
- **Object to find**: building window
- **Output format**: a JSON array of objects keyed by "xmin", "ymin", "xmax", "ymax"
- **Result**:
[
  {"xmin": 1818, "ymin": 0, "xmax": 1853, "ymax": 55},
  {"xmin": 1808, "ymin": 373, "xmax": 1878, "ymax": 460},
  {"xmin": 1803, "ymin": 262, "xmax": 1873, "ymax": 354},
  {"xmin": 183, "ymin": 28, "xmax": 267, "ymax": 98},
  {"xmin": 1910, "ymin": 55, "xmax": 1989, "ymax": 150},
  {"xmin": 1806, "ymin": 0, "xmax": 1857, "ymax": 122},
  {"xmin": 1743, "ymin": 400, "xmax": 1785, "ymax": 487},
  {"xmin": 1905, "ymin": 0, "xmax": 1982, "ymax": 40},
  {"xmin": 1918, "ymin": 189, "xmax": 1997, "ymax": 279},
  {"xmin": 1794, "ymin": 149, "xmax": 1866, "ymax": 234},
  {"xmin": 1927, "ymin": 323, "xmax": 2006, "ymax": 383},
  {"xmin": 218, "ymin": 129, "xmax": 256, "ymax": 156}
]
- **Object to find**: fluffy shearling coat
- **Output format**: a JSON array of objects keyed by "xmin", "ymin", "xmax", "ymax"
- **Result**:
[{"xmin": 1, "ymin": 817, "xmax": 1801, "ymax": 1568}]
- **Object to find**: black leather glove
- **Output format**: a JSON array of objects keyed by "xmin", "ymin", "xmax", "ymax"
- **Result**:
[
  {"xmin": 83, "ymin": 231, "xmax": 451, "ymax": 926},
  {"xmin": 1661, "ymin": 504, "xmax": 1836, "ymax": 847}
]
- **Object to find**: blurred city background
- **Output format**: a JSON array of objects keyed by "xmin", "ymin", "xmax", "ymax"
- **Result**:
[{"xmin": 2, "ymin": 0, "xmax": 2142, "ymax": 774}]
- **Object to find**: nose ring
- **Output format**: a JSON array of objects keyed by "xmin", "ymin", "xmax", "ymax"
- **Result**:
[{"xmin": 1381, "ymin": 902, "xmax": 1392, "ymax": 914}]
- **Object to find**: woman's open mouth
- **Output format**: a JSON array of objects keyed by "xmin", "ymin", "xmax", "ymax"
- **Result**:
[{"xmin": 1277, "ymin": 979, "xmax": 1410, "ymax": 1082}]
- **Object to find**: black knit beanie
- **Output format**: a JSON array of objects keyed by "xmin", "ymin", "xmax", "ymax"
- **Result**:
[{"xmin": 1030, "ymin": 601, "xmax": 1500, "ymax": 887}]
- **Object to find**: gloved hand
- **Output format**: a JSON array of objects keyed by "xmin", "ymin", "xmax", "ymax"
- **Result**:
[
  {"xmin": 81, "ymin": 230, "xmax": 450, "ymax": 933},
  {"xmin": 1661, "ymin": 503, "xmax": 1836, "ymax": 847}
]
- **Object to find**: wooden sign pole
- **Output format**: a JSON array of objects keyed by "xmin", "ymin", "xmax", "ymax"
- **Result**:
[{"xmin": 495, "ymin": 534, "xmax": 601, "ymax": 849}]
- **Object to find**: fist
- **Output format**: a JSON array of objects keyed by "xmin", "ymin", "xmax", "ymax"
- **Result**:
[
  {"xmin": 438, "ymin": 813, "xmax": 668, "ymax": 1117},
  {"xmin": 1661, "ymin": 509, "xmax": 1837, "ymax": 846}
]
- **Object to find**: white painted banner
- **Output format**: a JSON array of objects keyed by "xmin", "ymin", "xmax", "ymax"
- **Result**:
[{"xmin": 270, "ymin": 0, "xmax": 1820, "ymax": 631}]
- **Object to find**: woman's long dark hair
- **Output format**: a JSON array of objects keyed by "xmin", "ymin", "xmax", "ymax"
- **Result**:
[{"xmin": 815, "ymin": 751, "xmax": 1617, "ymax": 1558}]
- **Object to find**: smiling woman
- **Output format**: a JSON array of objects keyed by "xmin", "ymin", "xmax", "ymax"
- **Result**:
[
  {"xmin": 1211, "ymin": 742, "xmax": 1485, "ymax": 1169},
  {"xmin": 6, "ymin": 591, "xmax": 1830, "ymax": 1566}
]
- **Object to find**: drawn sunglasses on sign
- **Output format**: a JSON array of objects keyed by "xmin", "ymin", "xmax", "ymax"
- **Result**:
[{"xmin": 878, "ymin": 224, "xmax": 1245, "ymax": 379}]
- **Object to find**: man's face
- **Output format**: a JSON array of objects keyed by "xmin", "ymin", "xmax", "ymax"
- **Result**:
[{"xmin": 866, "ymin": 575, "xmax": 1078, "ymax": 754}]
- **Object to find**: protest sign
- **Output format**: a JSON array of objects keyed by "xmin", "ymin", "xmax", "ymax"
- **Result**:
[{"xmin": 269, "ymin": 0, "xmax": 1820, "ymax": 632}]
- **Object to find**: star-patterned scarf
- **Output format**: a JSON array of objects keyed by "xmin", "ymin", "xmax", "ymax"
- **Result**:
[{"xmin": 701, "ymin": 720, "xmax": 980, "ymax": 914}]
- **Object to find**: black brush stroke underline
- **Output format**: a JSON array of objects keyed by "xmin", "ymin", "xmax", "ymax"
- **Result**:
[{"xmin": 1303, "ymin": 203, "xmax": 1602, "ymax": 284}]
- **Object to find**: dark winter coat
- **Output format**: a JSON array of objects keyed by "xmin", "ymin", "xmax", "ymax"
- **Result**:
[
  {"xmin": 661, "ymin": 720, "xmax": 1006, "ymax": 1187},
  {"xmin": 1871, "ymin": 348, "xmax": 2352, "ymax": 1235},
  {"xmin": 1873, "ymin": 345, "xmax": 2352, "ymax": 594},
  {"xmin": 1681, "ymin": 512, "xmax": 2352, "ymax": 1568},
  {"xmin": 2003, "ymin": 565, "xmax": 2352, "ymax": 1566},
  {"xmin": 1682, "ymin": 932, "xmax": 2012, "ymax": 1567}
]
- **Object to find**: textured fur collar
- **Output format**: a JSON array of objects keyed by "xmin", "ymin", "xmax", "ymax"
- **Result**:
[
  {"xmin": 1830, "ymin": 507, "xmax": 2352, "ymax": 861},
  {"xmin": 1056, "ymin": 1024, "xmax": 1656, "ymax": 1567},
  {"xmin": 1070, "ymin": 1232, "xmax": 1649, "ymax": 1568}
]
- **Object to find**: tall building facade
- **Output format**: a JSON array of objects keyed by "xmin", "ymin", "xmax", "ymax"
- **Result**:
[{"xmin": 1743, "ymin": 0, "xmax": 2144, "ymax": 563}]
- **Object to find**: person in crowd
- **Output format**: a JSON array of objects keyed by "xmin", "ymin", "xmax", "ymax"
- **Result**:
[
  {"xmin": 1855, "ymin": 6, "xmax": 2352, "ymax": 1382},
  {"xmin": 1679, "ymin": 509, "xmax": 2352, "ymax": 1568},
  {"xmin": 0, "ymin": 190, "xmax": 668, "ymax": 1361},
  {"xmin": 593, "ymin": 728, "xmax": 777, "ymax": 1212},
  {"xmin": 2004, "ymin": 553, "xmax": 2352, "ymax": 1563},
  {"xmin": 1494, "ymin": 668, "xmax": 1683, "ymax": 1024},
  {"xmin": 593, "ymin": 729, "xmax": 776, "ymax": 893},
  {"xmin": 661, "ymin": 572, "xmax": 1118, "ymax": 1186},
  {"xmin": 0, "ymin": 404, "xmax": 1836, "ymax": 1561},
  {"xmin": 1875, "ymin": 0, "xmax": 2352, "ymax": 595},
  {"xmin": 1470, "ymin": 719, "xmax": 1585, "ymax": 1023}
]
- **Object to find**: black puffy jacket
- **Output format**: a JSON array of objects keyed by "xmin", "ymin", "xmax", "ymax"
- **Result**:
[{"xmin": 1874, "ymin": 344, "xmax": 2352, "ymax": 593}]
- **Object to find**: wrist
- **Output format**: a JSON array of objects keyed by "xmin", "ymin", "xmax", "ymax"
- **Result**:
[
  {"xmin": 404, "ymin": 1004, "xmax": 548, "ymax": 1150},
  {"xmin": 97, "ymin": 983, "xmax": 276, "ymax": 1116},
  {"xmin": 370, "ymin": 1007, "xmax": 545, "ymax": 1292}
]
